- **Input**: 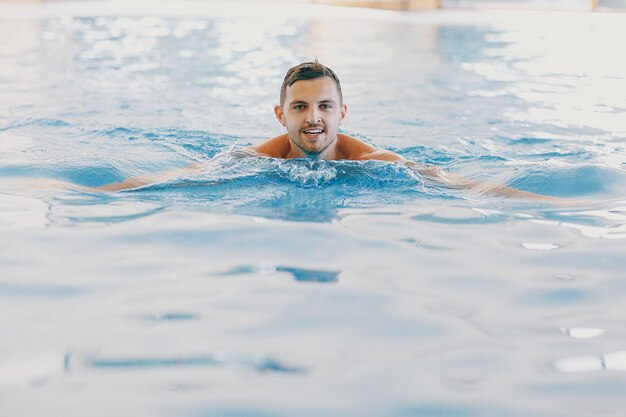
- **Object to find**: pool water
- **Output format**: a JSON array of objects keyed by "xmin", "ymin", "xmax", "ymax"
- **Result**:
[{"xmin": 1, "ymin": 2, "xmax": 626, "ymax": 416}]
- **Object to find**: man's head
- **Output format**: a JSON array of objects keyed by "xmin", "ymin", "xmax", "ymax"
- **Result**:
[
  {"xmin": 275, "ymin": 61, "xmax": 347, "ymax": 158},
  {"xmin": 279, "ymin": 61, "xmax": 343, "ymax": 107}
]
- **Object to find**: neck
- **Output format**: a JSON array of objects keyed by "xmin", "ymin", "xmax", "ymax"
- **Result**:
[{"xmin": 288, "ymin": 137, "xmax": 338, "ymax": 160}]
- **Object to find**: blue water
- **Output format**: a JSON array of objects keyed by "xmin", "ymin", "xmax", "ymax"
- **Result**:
[{"xmin": 1, "ymin": 3, "xmax": 626, "ymax": 417}]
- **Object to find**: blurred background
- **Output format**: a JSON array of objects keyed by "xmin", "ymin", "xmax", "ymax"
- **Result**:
[{"xmin": 1, "ymin": 0, "xmax": 626, "ymax": 12}]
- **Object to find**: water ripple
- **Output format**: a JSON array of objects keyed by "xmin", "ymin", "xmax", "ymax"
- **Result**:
[
  {"xmin": 64, "ymin": 352, "xmax": 305, "ymax": 374},
  {"xmin": 0, "ymin": 282, "xmax": 86, "ymax": 298},
  {"xmin": 135, "ymin": 312, "xmax": 199, "ymax": 322},
  {"xmin": 553, "ymin": 350, "xmax": 626, "ymax": 374},
  {"xmin": 48, "ymin": 198, "xmax": 164, "ymax": 226},
  {"xmin": 216, "ymin": 264, "xmax": 340, "ymax": 283},
  {"xmin": 0, "ymin": 117, "xmax": 70, "ymax": 131}
]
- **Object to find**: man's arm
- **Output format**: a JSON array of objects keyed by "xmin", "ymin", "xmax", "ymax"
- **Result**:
[
  {"xmin": 419, "ymin": 166, "xmax": 567, "ymax": 202},
  {"xmin": 17, "ymin": 162, "xmax": 204, "ymax": 192},
  {"xmin": 96, "ymin": 162, "xmax": 203, "ymax": 191},
  {"xmin": 245, "ymin": 134, "xmax": 291, "ymax": 159},
  {"xmin": 359, "ymin": 149, "xmax": 574, "ymax": 204}
]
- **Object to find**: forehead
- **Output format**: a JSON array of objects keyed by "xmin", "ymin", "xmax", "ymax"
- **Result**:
[{"xmin": 285, "ymin": 77, "xmax": 340, "ymax": 102}]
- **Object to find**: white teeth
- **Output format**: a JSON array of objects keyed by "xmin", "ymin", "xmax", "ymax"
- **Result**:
[{"xmin": 304, "ymin": 130, "xmax": 322, "ymax": 134}]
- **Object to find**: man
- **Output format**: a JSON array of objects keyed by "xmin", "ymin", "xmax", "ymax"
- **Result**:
[
  {"xmin": 24, "ymin": 61, "xmax": 563, "ymax": 203},
  {"xmin": 248, "ymin": 61, "xmax": 403, "ymax": 163},
  {"xmin": 99, "ymin": 61, "xmax": 563, "ymax": 203}
]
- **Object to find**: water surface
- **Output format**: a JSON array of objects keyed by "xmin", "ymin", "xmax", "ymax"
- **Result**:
[{"xmin": 1, "ymin": 3, "xmax": 626, "ymax": 417}]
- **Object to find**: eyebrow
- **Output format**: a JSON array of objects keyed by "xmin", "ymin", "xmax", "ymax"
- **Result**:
[{"xmin": 288, "ymin": 99, "xmax": 337, "ymax": 107}]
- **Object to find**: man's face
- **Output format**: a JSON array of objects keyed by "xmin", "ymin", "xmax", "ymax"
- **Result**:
[{"xmin": 275, "ymin": 77, "xmax": 347, "ymax": 158}]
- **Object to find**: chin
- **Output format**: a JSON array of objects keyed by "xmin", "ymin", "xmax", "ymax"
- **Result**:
[{"xmin": 304, "ymin": 148, "xmax": 322, "ymax": 155}]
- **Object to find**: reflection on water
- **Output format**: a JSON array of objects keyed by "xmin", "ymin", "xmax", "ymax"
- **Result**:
[
  {"xmin": 64, "ymin": 351, "xmax": 306, "ymax": 373},
  {"xmin": 135, "ymin": 311, "xmax": 200, "ymax": 322},
  {"xmin": 553, "ymin": 350, "xmax": 626, "ymax": 374},
  {"xmin": 218, "ymin": 263, "xmax": 341, "ymax": 282},
  {"xmin": 1, "ymin": 4, "xmax": 626, "ymax": 417},
  {"xmin": 559, "ymin": 327, "xmax": 605, "ymax": 339}
]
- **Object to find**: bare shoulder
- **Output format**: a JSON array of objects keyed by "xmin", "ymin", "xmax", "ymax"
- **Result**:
[
  {"xmin": 337, "ymin": 134, "xmax": 406, "ymax": 162},
  {"xmin": 339, "ymin": 135, "xmax": 440, "ymax": 175},
  {"xmin": 336, "ymin": 133, "xmax": 376, "ymax": 160},
  {"xmin": 247, "ymin": 133, "xmax": 290, "ymax": 158}
]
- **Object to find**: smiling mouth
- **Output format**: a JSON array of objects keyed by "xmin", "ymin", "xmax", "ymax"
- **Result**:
[{"xmin": 302, "ymin": 127, "xmax": 324, "ymax": 140}]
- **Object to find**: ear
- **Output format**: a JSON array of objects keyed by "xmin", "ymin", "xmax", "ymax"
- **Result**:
[
  {"xmin": 339, "ymin": 103, "xmax": 348, "ymax": 124},
  {"xmin": 274, "ymin": 104, "xmax": 286, "ymax": 127}
]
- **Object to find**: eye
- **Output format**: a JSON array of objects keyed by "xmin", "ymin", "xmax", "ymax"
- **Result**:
[
  {"xmin": 293, "ymin": 104, "xmax": 306, "ymax": 110},
  {"xmin": 320, "ymin": 103, "xmax": 332, "ymax": 110}
]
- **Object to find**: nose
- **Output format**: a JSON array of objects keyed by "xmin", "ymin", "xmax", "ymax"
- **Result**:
[{"xmin": 305, "ymin": 108, "xmax": 321, "ymax": 124}]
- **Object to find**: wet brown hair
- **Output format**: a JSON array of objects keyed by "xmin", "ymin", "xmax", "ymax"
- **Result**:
[{"xmin": 279, "ymin": 61, "xmax": 343, "ymax": 106}]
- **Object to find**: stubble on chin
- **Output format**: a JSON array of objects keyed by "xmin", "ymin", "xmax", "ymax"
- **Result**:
[{"xmin": 307, "ymin": 135, "xmax": 337, "ymax": 158}]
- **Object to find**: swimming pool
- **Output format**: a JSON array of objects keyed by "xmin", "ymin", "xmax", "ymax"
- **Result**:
[{"xmin": 1, "ymin": 2, "xmax": 626, "ymax": 416}]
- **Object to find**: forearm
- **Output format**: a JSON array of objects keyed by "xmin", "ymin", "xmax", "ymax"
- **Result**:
[
  {"xmin": 17, "ymin": 162, "xmax": 205, "ymax": 192},
  {"xmin": 438, "ymin": 171, "xmax": 561, "ymax": 201},
  {"xmin": 406, "ymin": 162, "xmax": 571, "ymax": 203},
  {"xmin": 96, "ymin": 162, "xmax": 202, "ymax": 191}
]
